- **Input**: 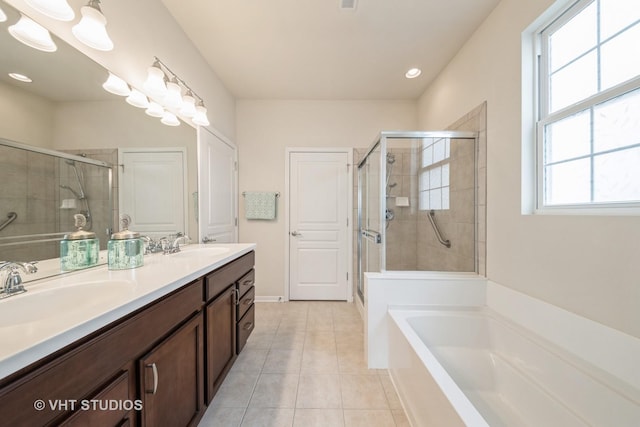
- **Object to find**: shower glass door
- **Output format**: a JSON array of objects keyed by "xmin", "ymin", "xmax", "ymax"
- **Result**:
[{"xmin": 357, "ymin": 144, "xmax": 382, "ymax": 302}]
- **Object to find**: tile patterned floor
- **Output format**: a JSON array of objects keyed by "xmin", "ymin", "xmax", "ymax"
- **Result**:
[{"xmin": 198, "ymin": 301, "xmax": 409, "ymax": 427}]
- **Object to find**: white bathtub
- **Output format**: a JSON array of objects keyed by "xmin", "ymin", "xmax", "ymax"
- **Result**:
[{"xmin": 388, "ymin": 307, "xmax": 640, "ymax": 427}]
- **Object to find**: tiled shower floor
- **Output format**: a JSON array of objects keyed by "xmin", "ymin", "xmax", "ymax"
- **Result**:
[{"xmin": 197, "ymin": 301, "xmax": 409, "ymax": 427}]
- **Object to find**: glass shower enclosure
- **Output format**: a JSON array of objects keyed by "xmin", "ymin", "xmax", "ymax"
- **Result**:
[{"xmin": 357, "ymin": 131, "xmax": 478, "ymax": 301}]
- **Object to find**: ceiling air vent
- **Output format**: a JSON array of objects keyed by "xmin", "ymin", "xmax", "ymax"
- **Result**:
[{"xmin": 340, "ymin": 0, "xmax": 357, "ymax": 10}]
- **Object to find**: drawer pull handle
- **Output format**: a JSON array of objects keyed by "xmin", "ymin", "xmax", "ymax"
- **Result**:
[
  {"xmin": 243, "ymin": 299, "xmax": 253, "ymax": 306},
  {"xmin": 146, "ymin": 363, "xmax": 158, "ymax": 394},
  {"xmin": 243, "ymin": 322, "xmax": 253, "ymax": 331},
  {"xmin": 242, "ymin": 280, "xmax": 254, "ymax": 287}
]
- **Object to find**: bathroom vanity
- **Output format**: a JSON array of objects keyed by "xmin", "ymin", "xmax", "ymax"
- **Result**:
[{"xmin": 0, "ymin": 244, "xmax": 255, "ymax": 427}]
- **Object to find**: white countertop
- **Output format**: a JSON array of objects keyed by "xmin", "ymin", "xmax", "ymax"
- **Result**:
[{"xmin": 0, "ymin": 243, "xmax": 256, "ymax": 380}]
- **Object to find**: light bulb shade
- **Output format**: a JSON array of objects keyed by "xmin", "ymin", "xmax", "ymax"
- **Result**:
[
  {"xmin": 145, "ymin": 102, "xmax": 165, "ymax": 118},
  {"xmin": 144, "ymin": 65, "xmax": 167, "ymax": 99},
  {"xmin": 8, "ymin": 14, "xmax": 57, "ymax": 52},
  {"xmin": 180, "ymin": 94, "xmax": 197, "ymax": 118},
  {"xmin": 0, "ymin": 6, "xmax": 7, "ymax": 23},
  {"xmin": 102, "ymin": 72, "xmax": 130, "ymax": 96},
  {"xmin": 161, "ymin": 111, "xmax": 180, "ymax": 127},
  {"xmin": 192, "ymin": 105, "xmax": 210, "ymax": 127},
  {"xmin": 25, "ymin": 0, "xmax": 74, "ymax": 21},
  {"xmin": 72, "ymin": 4, "xmax": 113, "ymax": 51},
  {"xmin": 164, "ymin": 80, "xmax": 182, "ymax": 109},
  {"xmin": 125, "ymin": 89, "xmax": 149, "ymax": 109}
]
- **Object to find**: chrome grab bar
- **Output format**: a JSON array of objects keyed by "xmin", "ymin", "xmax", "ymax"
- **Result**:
[
  {"xmin": 0, "ymin": 212, "xmax": 17, "ymax": 233},
  {"xmin": 361, "ymin": 229, "xmax": 382, "ymax": 244},
  {"xmin": 428, "ymin": 210, "xmax": 451, "ymax": 248}
]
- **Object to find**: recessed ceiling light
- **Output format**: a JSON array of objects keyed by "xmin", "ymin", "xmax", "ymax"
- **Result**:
[
  {"xmin": 9, "ymin": 72, "xmax": 33, "ymax": 83},
  {"xmin": 405, "ymin": 68, "xmax": 422, "ymax": 79}
]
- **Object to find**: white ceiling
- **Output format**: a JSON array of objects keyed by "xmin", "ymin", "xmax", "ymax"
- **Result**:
[{"xmin": 161, "ymin": 0, "xmax": 500, "ymax": 100}]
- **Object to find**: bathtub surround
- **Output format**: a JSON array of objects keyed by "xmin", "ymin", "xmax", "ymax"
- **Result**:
[
  {"xmin": 365, "ymin": 272, "xmax": 640, "ymax": 426},
  {"xmin": 364, "ymin": 272, "xmax": 487, "ymax": 368}
]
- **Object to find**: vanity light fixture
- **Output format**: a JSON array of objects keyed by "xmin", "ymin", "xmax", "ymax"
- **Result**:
[
  {"xmin": 161, "ymin": 111, "xmax": 180, "ymax": 127},
  {"xmin": 9, "ymin": 72, "xmax": 33, "ymax": 83},
  {"xmin": 143, "ymin": 56, "xmax": 211, "ymax": 127},
  {"xmin": 102, "ymin": 72, "xmax": 130, "ymax": 96},
  {"xmin": 24, "ymin": 0, "xmax": 74, "ymax": 22},
  {"xmin": 144, "ymin": 59, "xmax": 168, "ymax": 99},
  {"xmin": 0, "ymin": 6, "xmax": 7, "ymax": 23},
  {"xmin": 125, "ymin": 89, "xmax": 149, "ymax": 109},
  {"xmin": 180, "ymin": 90, "xmax": 197, "ymax": 118},
  {"xmin": 8, "ymin": 14, "xmax": 57, "ymax": 52},
  {"xmin": 164, "ymin": 77, "xmax": 183, "ymax": 109},
  {"xmin": 192, "ymin": 101, "xmax": 210, "ymax": 127},
  {"xmin": 405, "ymin": 68, "xmax": 422, "ymax": 79},
  {"xmin": 72, "ymin": 0, "xmax": 113, "ymax": 51},
  {"xmin": 145, "ymin": 101, "xmax": 165, "ymax": 118}
]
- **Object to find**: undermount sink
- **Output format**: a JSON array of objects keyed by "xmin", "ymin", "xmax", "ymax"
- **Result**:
[
  {"xmin": 0, "ymin": 280, "xmax": 135, "ymax": 327},
  {"xmin": 172, "ymin": 246, "xmax": 230, "ymax": 258}
]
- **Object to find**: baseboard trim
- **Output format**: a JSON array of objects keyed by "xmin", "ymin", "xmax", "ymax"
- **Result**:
[{"xmin": 255, "ymin": 296, "xmax": 285, "ymax": 303}]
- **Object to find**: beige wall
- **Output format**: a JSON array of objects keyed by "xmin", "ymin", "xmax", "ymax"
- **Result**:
[
  {"xmin": 237, "ymin": 100, "xmax": 418, "ymax": 298},
  {"xmin": 417, "ymin": 0, "xmax": 640, "ymax": 338},
  {"xmin": 0, "ymin": 81, "xmax": 54, "ymax": 147},
  {"xmin": 7, "ymin": 0, "xmax": 235, "ymax": 140}
]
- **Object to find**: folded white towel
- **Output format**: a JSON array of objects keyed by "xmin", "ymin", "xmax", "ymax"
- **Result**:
[{"xmin": 244, "ymin": 191, "xmax": 278, "ymax": 220}]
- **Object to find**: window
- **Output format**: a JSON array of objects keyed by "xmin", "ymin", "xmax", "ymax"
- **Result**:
[
  {"xmin": 537, "ymin": 0, "xmax": 640, "ymax": 210},
  {"xmin": 418, "ymin": 138, "xmax": 450, "ymax": 211}
]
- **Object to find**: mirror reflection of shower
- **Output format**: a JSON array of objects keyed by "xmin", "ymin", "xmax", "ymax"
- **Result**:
[
  {"xmin": 60, "ymin": 159, "xmax": 93, "ymax": 231},
  {"xmin": 385, "ymin": 152, "xmax": 396, "ymax": 229}
]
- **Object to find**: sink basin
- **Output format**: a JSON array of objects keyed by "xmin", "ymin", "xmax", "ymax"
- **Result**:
[
  {"xmin": 172, "ymin": 246, "xmax": 230, "ymax": 258},
  {"xmin": 0, "ymin": 280, "xmax": 135, "ymax": 327}
]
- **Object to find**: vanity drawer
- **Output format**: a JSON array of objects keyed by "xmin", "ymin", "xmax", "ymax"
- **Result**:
[
  {"xmin": 61, "ymin": 371, "xmax": 130, "ymax": 427},
  {"xmin": 237, "ymin": 269, "xmax": 255, "ymax": 298},
  {"xmin": 237, "ymin": 286, "xmax": 255, "ymax": 320},
  {"xmin": 205, "ymin": 252, "xmax": 255, "ymax": 301},
  {"xmin": 236, "ymin": 305, "xmax": 255, "ymax": 354}
]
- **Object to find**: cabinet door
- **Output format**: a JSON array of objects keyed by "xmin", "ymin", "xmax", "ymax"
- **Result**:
[
  {"xmin": 139, "ymin": 313, "xmax": 204, "ymax": 427},
  {"xmin": 205, "ymin": 285, "xmax": 236, "ymax": 403}
]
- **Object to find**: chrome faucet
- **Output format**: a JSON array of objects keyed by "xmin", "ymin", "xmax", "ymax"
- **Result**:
[
  {"xmin": 166, "ymin": 232, "xmax": 191, "ymax": 254},
  {"xmin": 0, "ymin": 261, "xmax": 37, "ymax": 299}
]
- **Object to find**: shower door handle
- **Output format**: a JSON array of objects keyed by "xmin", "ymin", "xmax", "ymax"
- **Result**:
[{"xmin": 361, "ymin": 229, "xmax": 382, "ymax": 244}]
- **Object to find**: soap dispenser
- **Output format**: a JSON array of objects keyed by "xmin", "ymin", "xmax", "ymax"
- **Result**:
[
  {"xmin": 108, "ymin": 214, "xmax": 144, "ymax": 270},
  {"xmin": 60, "ymin": 213, "xmax": 99, "ymax": 271}
]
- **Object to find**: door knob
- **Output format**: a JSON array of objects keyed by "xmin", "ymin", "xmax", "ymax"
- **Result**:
[{"xmin": 291, "ymin": 231, "xmax": 302, "ymax": 237}]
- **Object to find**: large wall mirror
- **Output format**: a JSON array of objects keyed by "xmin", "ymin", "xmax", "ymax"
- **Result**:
[{"xmin": 0, "ymin": 2, "xmax": 197, "ymax": 281}]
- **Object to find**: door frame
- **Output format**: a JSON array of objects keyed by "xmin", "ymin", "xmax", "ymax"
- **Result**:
[{"xmin": 284, "ymin": 147, "xmax": 353, "ymax": 302}]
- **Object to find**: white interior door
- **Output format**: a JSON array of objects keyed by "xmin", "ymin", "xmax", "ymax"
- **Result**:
[
  {"xmin": 119, "ymin": 149, "xmax": 187, "ymax": 237},
  {"xmin": 289, "ymin": 151, "xmax": 350, "ymax": 300},
  {"xmin": 198, "ymin": 128, "xmax": 237, "ymax": 243}
]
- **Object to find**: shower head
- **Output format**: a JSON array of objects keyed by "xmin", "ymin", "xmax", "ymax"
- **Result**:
[{"xmin": 386, "ymin": 153, "xmax": 396, "ymax": 164}]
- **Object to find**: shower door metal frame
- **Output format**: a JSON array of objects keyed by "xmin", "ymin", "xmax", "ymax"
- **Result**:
[{"xmin": 356, "ymin": 131, "xmax": 478, "ymax": 302}]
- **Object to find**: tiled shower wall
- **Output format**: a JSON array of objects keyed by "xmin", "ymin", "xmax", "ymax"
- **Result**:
[
  {"xmin": 351, "ymin": 102, "xmax": 487, "ymax": 281},
  {"xmin": 0, "ymin": 146, "xmax": 117, "ymax": 262}
]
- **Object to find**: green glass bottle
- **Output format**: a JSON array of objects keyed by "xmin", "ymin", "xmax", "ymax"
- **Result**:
[
  {"xmin": 108, "ymin": 214, "xmax": 144, "ymax": 270},
  {"xmin": 60, "ymin": 214, "xmax": 99, "ymax": 271}
]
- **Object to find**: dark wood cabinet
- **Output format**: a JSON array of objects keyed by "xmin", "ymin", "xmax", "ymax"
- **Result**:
[
  {"xmin": 203, "ymin": 251, "xmax": 255, "ymax": 404},
  {"xmin": 205, "ymin": 286, "xmax": 236, "ymax": 402},
  {"xmin": 139, "ymin": 313, "xmax": 204, "ymax": 427},
  {"xmin": 0, "ymin": 250, "xmax": 255, "ymax": 427}
]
